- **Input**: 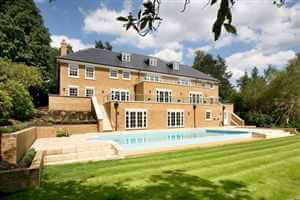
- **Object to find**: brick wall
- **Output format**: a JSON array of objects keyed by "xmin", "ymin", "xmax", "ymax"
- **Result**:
[
  {"xmin": 0, "ymin": 151, "xmax": 44, "ymax": 193},
  {"xmin": 1, "ymin": 127, "xmax": 37, "ymax": 165},
  {"xmin": 36, "ymin": 124, "xmax": 99, "ymax": 138},
  {"xmin": 49, "ymin": 95, "xmax": 92, "ymax": 111},
  {"xmin": 105, "ymin": 102, "xmax": 222, "ymax": 131}
]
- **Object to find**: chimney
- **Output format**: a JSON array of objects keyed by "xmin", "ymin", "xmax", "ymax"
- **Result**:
[{"xmin": 60, "ymin": 39, "xmax": 68, "ymax": 56}]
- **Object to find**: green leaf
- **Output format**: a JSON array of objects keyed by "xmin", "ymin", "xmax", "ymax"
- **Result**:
[
  {"xmin": 211, "ymin": 0, "xmax": 218, "ymax": 5},
  {"xmin": 138, "ymin": 10, "xmax": 142, "ymax": 19},
  {"xmin": 126, "ymin": 23, "xmax": 132, "ymax": 31},
  {"xmin": 117, "ymin": 16, "xmax": 128, "ymax": 22},
  {"xmin": 140, "ymin": 19, "xmax": 148, "ymax": 30},
  {"xmin": 224, "ymin": 23, "xmax": 237, "ymax": 34}
]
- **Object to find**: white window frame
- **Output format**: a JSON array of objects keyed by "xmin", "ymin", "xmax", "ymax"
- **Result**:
[
  {"xmin": 85, "ymin": 87, "xmax": 95, "ymax": 97},
  {"xmin": 68, "ymin": 64, "xmax": 79, "ymax": 78},
  {"xmin": 85, "ymin": 65, "xmax": 95, "ymax": 80},
  {"xmin": 122, "ymin": 52, "xmax": 131, "ymax": 62},
  {"xmin": 205, "ymin": 110, "xmax": 213, "ymax": 120},
  {"xmin": 144, "ymin": 73, "xmax": 161, "ymax": 82},
  {"xmin": 167, "ymin": 110, "xmax": 184, "ymax": 128},
  {"xmin": 111, "ymin": 89, "xmax": 130, "ymax": 102},
  {"xmin": 110, "ymin": 69, "xmax": 118, "ymax": 79},
  {"xmin": 125, "ymin": 109, "xmax": 147, "ymax": 129},
  {"xmin": 149, "ymin": 58, "xmax": 157, "ymax": 67},
  {"xmin": 156, "ymin": 88, "xmax": 172, "ymax": 103},
  {"xmin": 173, "ymin": 62, "xmax": 180, "ymax": 70},
  {"xmin": 68, "ymin": 85, "xmax": 79, "ymax": 96},
  {"xmin": 178, "ymin": 79, "xmax": 190, "ymax": 86},
  {"xmin": 189, "ymin": 92, "xmax": 203, "ymax": 104},
  {"xmin": 122, "ymin": 71, "xmax": 131, "ymax": 80}
]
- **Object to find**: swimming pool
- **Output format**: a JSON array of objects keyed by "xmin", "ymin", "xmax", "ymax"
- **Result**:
[{"xmin": 90, "ymin": 129, "xmax": 252, "ymax": 152}]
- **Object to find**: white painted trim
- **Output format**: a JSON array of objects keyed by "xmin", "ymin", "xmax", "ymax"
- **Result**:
[
  {"xmin": 85, "ymin": 87, "xmax": 95, "ymax": 97},
  {"xmin": 125, "ymin": 109, "xmax": 148, "ymax": 130},
  {"xmin": 68, "ymin": 85, "xmax": 80, "ymax": 96},
  {"xmin": 85, "ymin": 65, "xmax": 95, "ymax": 80},
  {"xmin": 122, "ymin": 71, "xmax": 131, "ymax": 80},
  {"xmin": 109, "ymin": 69, "xmax": 118, "ymax": 79},
  {"xmin": 167, "ymin": 110, "xmax": 184, "ymax": 128},
  {"xmin": 205, "ymin": 110, "xmax": 213, "ymax": 120},
  {"xmin": 68, "ymin": 64, "xmax": 79, "ymax": 78}
]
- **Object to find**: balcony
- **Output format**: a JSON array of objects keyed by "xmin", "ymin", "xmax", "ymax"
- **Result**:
[{"xmin": 103, "ymin": 93, "xmax": 220, "ymax": 105}]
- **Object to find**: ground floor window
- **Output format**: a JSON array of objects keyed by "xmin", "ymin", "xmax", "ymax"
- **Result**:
[
  {"xmin": 126, "ymin": 110, "xmax": 147, "ymax": 129},
  {"xmin": 156, "ymin": 89, "xmax": 172, "ymax": 103},
  {"xmin": 189, "ymin": 92, "xmax": 203, "ymax": 104},
  {"xmin": 205, "ymin": 110, "xmax": 212, "ymax": 120},
  {"xmin": 85, "ymin": 87, "xmax": 95, "ymax": 97},
  {"xmin": 111, "ymin": 89, "xmax": 129, "ymax": 101},
  {"xmin": 68, "ymin": 86, "xmax": 79, "ymax": 96},
  {"xmin": 168, "ymin": 110, "xmax": 184, "ymax": 128}
]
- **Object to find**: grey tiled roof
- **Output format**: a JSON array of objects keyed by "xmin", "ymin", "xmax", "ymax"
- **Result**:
[{"xmin": 59, "ymin": 48, "xmax": 217, "ymax": 81}]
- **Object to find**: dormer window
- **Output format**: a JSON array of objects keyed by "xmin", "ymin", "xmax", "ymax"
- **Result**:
[
  {"xmin": 122, "ymin": 52, "xmax": 131, "ymax": 62},
  {"xmin": 149, "ymin": 58, "xmax": 157, "ymax": 67},
  {"xmin": 173, "ymin": 62, "xmax": 179, "ymax": 70}
]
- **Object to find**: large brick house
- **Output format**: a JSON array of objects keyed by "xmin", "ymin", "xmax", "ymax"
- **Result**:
[{"xmin": 49, "ymin": 40, "xmax": 244, "ymax": 132}]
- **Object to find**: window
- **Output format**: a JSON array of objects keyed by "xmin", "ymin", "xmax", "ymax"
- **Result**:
[
  {"xmin": 68, "ymin": 86, "xmax": 79, "ymax": 96},
  {"xmin": 209, "ymin": 97, "xmax": 214, "ymax": 104},
  {"xmin": 156, "ymin": 89, "xmax": 172, "ymax": 103},
  {"xmin": 149, "ymin": 58, "xmax": 157, "ymax": 67},
  {"xmin": 69, "ymin": 64, "xmax": 79, "ymax": 78},
  {"xmin": 85, "ymin": 66, "xmax": 95, "ymax": 80},
  {"xmin": 189, "ymin": 92, "xmax": 203, "ymax": 104},
  {"xmin": 110, "ymin": 69, "xmax": 118, "ymax": 79},
  {"xmin": 122, "ymin": 53, "xmax": 131, "ymax": 62},
  {"xmin": 144, "ymin": 74, "xmax": 160, "ymax": 82},
  {"xmin": 209, "ymin": 83, "xmax": 214, "ymax": 89},
  {"xmin": 125, "ymin": 110, "xmax": 147, "ymax": 129},
  {"xmin": 205, "ymin": 110, "xmax": 212, "ymax": 120},
  {"xmin": 173, "ymin": 62, "xmax": 179, "ymax": 70},
  {"xmin": 122, "ymin": 71, "xmax": 131, "ymax": 80},
  {"xmin": 111, "ymin": 89, "xmax": 129, "ymax": 101},
  {"xmin": 178, "ymin": 79, "xmax": 190, "ymax": 86},
  {"xmin": 168, "ymin": 111, "xmax": 184, "ymax": 128},
  {"xmin": 85, "ymin": 87, "xmax": 95, "ymax": 97}
]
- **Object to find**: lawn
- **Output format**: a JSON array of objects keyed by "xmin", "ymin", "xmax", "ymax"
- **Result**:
[{"xmin": 7, "ymin": 135, "xmax": 300, "ymax": 200}]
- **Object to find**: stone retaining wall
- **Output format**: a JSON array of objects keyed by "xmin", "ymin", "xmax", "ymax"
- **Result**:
[
  {"xmin": 0, "ymin": 151, "xmax": 44, "ymax": 193},
  {"xmin": 49, "ymin": 95, "xmax": 92, "ymax": 112}
]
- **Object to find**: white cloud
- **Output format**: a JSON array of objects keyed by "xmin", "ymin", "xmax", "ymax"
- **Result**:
[
  {"xmin": 226, "ymin": 49, "xmax": 296, "ymax": 81},
  {"xmin": 50, "ymin": 35, "xmax": 93, "ymax": 52},
  {"xmin": 151, "ymin": 49, "xmax": 183, "ymax": 62}
]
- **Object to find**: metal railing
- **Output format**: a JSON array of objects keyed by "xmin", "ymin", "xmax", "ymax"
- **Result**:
[
  {"xmin": 103, "ymin": 93, "xmax": 219, "ymax": 105},
  {"xmin": 141, "ymin": 78, "xmax": 215, "ymax": 89}
]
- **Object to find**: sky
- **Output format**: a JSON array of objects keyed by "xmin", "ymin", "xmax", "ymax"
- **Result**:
[{"xmin": 35, "ymin": 0, "xmax": 300, "ymax": 83}]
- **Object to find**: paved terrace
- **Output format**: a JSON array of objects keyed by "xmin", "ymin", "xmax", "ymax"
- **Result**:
[{"xmin": 32, "ymin": 127, "xmax": 292, "ymax": 165}]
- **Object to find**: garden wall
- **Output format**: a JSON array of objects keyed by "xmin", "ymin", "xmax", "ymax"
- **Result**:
[
  {"xmin": 36, "ymin": 124, "xmax": 99, "ymax": 138},
  {"xmin": 1, "ymin": 127, "xmax": 37, "ymax": 165},
  {"xmin": 0, "ymin": 151, "xmax": 44, "ymax": 193},
  {"xmin": 49, "ymin": 95, "xmax": 92, "ymax": 112}
]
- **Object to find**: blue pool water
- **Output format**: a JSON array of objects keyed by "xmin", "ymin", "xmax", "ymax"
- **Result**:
[{"xmin": 90, "ymin": 129, "xmax": 252, "ymax": 152}]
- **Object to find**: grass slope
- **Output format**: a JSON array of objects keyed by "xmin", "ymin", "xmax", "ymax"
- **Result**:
[{"xmin": 8, "ymin": 136, "xmax": 300, "ymax": 200}]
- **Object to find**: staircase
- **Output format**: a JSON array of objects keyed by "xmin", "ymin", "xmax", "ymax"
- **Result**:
[
  {"xmin": 92, "ymin": 96, "xmax": 113, "ymax": 132},
  {"xmin": 42, "ymin": 141, "xmax": 121, "ymax": 165},
  {"xmin": 231, "ymin": 113, "xmax": 245, "ymax": 126}
]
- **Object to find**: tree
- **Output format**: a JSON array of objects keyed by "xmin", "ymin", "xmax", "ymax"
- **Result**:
[
  {"xmin": 0, "ymin": 0, "xmax": 52, "ymax": 69},
  {"xmin": 116, "ymin": 0, "xmax": 286, "ymax": 40},
  {"xmin": 192, "ymin": 50, "xmax": 234, "ymax": 102},
  {"xmin": 95, "ymin": 40, "xmax": 113, "ymax": 51}
]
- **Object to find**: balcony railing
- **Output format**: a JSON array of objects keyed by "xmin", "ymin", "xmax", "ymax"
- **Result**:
[
  {"xmin": 103, "ymin": 93, "xmax": 219, "ymax": 105},
  {"xmin": 141, "ymin": 78, "xmax": 215, "ymax": 89}
]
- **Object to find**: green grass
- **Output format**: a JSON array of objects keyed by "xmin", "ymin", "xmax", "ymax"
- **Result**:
[{"xmin": 8, "ymin": 136, "xmax": 300, "ymax": 200}]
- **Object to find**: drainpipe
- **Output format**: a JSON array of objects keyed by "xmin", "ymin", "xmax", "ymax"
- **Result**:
[
  {"xmin": 114, "ymin": 101, "xmax": 119, "ymax": 131},
  {"xmin": 193, "ymin": 104, "xmax": 197, "ymax": 128},
  {"xmin": 222, "ymin": 105, "xmax": 226, "ymax": 126}
]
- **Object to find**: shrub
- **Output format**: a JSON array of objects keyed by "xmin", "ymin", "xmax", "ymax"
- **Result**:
[
  {"xmin": 0, "ymin": 89, "xmax": 13, "ymax": 125},
  {"xmin": 18, "ymin": 148, "xmax": 36, "ymax": 168},
  {"xmin": 245, "ymin": 112, "xmax": 274, "ymax": 127},
  {"xmin": 56, "ymin": 128, "xmax": 70, "ymax": 137},
  {"xmin": 1, "ymin": 80, "xmax": 34, "ymax": 121}
]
